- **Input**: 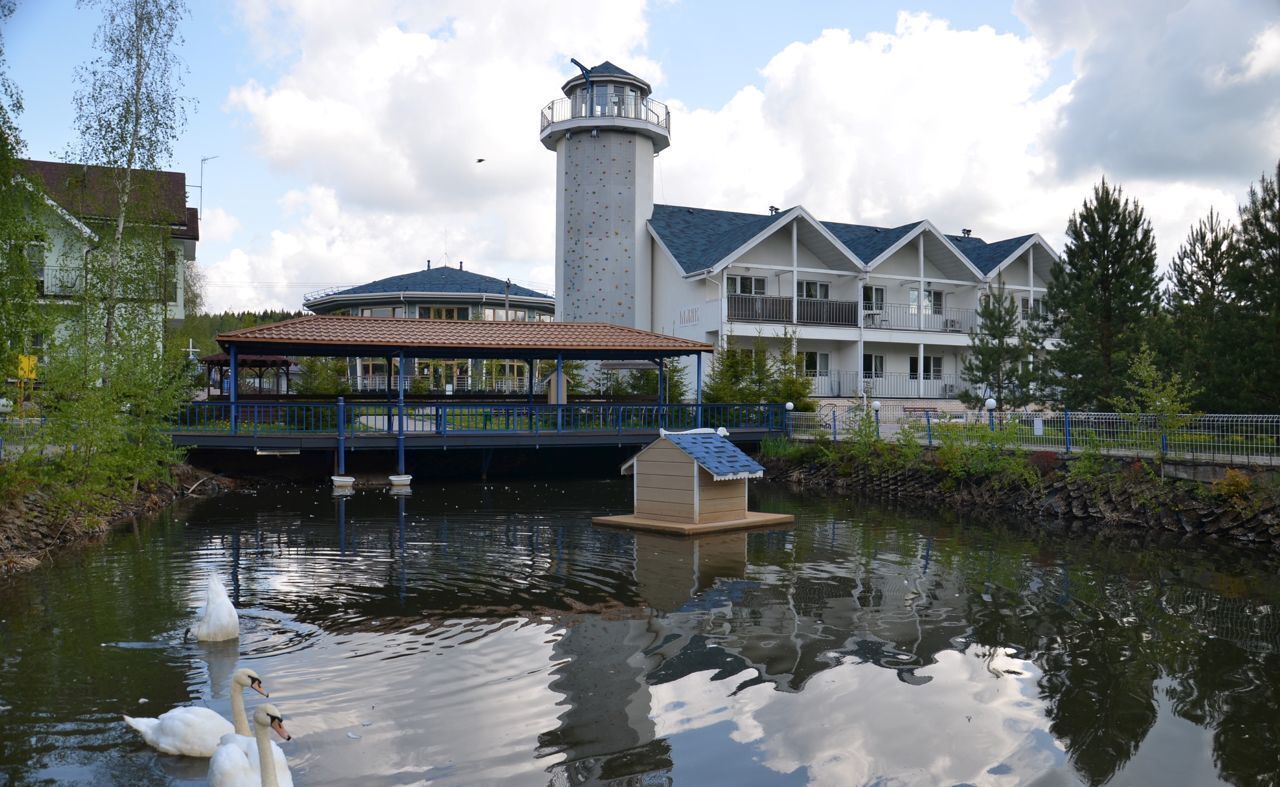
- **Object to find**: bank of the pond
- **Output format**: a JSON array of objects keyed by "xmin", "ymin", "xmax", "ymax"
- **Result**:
[
  {"xmin": 761, "ymin": 446, "xmax": 1280, "ymax": 551},
  {"xmin": 0, "ymin": 464, "xmax": 235, "ymax": 576}
]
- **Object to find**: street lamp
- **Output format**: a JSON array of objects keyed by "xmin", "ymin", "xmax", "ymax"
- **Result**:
[
  {"xmin": 872, "ymin": 400, "xmax": 881, "ymax": 438},
  {"xmin": 985, "ymin": 397, "xmax": 997, "ymax": 431}
]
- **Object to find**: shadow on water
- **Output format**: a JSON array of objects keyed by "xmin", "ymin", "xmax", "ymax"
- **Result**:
[{"xmin": 1, "ymin": 480, "xmax": 1279, "ymax": 785}]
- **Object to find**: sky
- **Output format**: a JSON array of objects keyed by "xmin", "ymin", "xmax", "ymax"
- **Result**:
[{"xmin": 5, "ymin": 0, "xmax": 1279, "ymax": 313}]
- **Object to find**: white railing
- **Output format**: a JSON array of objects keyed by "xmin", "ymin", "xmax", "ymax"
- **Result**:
[
  {"xmin": 862, "ymin": 303, "xmax": 978, "ymax": 333},
  {"xmin": 540, "ymin": 95, "xmax": 670, "ymax": 132}
]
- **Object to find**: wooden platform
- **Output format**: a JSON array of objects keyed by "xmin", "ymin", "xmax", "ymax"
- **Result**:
[{"xmin": 592, "ymin": 510, "xmax": 794, "ymax": 536}]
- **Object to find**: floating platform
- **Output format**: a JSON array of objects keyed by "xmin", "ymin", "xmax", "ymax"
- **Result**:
[{"xmin": 592, "ymin": 511, "xmax": 794, "ymax": 536}]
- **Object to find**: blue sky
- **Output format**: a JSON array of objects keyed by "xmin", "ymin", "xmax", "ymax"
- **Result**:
[{"xmin": 5, "ymin": 0, "xmax": 1277, "ymax": 311}]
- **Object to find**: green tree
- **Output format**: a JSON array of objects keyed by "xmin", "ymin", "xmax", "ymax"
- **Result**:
[
  {"xmin": 71, "ymin": 0, "xmax": 190, "ymax": 366},
  {"xmin": 772, "ymin": 333, "xmax": 814, "ymax": 412},
  {"xmin": 1164, "ymin": 208, "xmax": 1236, "ymax": 409},
  {"xmin": 295, "ymin": 357, "xmax": 351, "ymax": 396},
  {"xmin": 1225, "ymin": 160, "xmax": 1280, "ymax": 413},
  {"xmin": 0, "ymin": 0, "xmax": 45, "ymax": 388},
  {"xmin": 959, "ymin": 280, "xmax": 1039, "ymax": 410},
  {"xmin": 1043, "ymin": 179, "xmax": 1161, "ymax": 409},
  {"xmin": 1107, "ymin": 343, "xmax": 1200, "ymax": 461},
  {"xmin": 623, "ymin": 363, "xmax": 690, "ymax": 402}
]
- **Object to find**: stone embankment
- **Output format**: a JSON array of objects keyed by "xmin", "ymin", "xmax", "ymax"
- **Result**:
[
  {"xmin": 763, "ymin": 456, "xmax": 1280, "ymax": 551},
  {"xmin": 0, "ymin": 464, "xmax": 234, "ymax": 576}
]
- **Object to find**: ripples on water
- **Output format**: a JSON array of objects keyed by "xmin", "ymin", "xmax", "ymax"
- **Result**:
[{"xmin": 2, "ymin": 480, "xmax": 1280, "ymax": 785}]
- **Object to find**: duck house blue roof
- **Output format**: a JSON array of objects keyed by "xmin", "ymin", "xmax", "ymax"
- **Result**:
[{"xmin": 649, "ymin": 430, "xmax": 764, "ymax": 481}]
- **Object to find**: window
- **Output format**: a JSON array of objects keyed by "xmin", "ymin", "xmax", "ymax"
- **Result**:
[
  {"xmin": 727, "ymin": 275, "xmax": 766, "ymax": 296},
  {"xmin": 909, "ymin": 356, "xmax": 943, "ymax": 380},
  {"xmin": 909, "ymin": 289, "xmax": 944, "ymax": 315},
  {"xmin": 797, "ymin": 280, "xmax": 830, "ymax": 299},
  {"xmin": 360, "ymin": 306, "xmax": 404, "ymax": 318},
  {"xmin": 420, "ymin": 305, "xmax": 469, "ymax": 320},
  {"xmin": 862, "ymin": 285, "xmax": 885, "ymax": 311},
  {"xmin": 802, "ymin": 351, "xmax": 829, "ymax": 376},
  {"xmin": 862, "ymin": 354, "xmax": 884, "ymax": 378},
  {"xmin": 1020, "ymin": 297, "xmax": 1041, "ymax": 320},
  {"xmin": 483, "ymin": 306, "xmax": 531, "ymax": 321}
]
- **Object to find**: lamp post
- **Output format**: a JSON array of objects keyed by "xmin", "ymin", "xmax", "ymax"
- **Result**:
[
  {"xmin": 871, "ymin": 400, "xmax": 881, "ymax": 438},
  {"xmin": 985, "ymin": 397, "xmax": 997, "ymax": 432},
  {"xmin": 785, "ymin": 400, "xmax": 794, "ymax": 438}
]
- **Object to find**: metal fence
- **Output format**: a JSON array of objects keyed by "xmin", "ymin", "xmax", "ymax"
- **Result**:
[{"xmin": 787, "ymin": 406, "xmax": 1280, "ymax": 467}]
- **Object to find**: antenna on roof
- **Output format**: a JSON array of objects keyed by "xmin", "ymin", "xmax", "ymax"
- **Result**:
[{"xmin": 961, "ymin": 228, "xmax": 972, "ymax": 238}]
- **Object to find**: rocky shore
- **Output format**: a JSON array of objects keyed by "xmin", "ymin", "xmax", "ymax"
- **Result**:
[
  {"xmin": 0, "ymin": 464, "xmax": 235, "ymax": 576},
  {"xmin": 762, "ymin": 454, "xmax": 1280, "ymax": 552}
]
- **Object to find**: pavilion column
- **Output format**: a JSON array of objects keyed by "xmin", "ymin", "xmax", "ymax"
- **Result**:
[
  {"xmin": 918, "ymin": 342, "xmax": 925, "ymax": 399},
  {"xmin": 385, "ymin": 355, "xmax": 394, "ymax": 433},
  {"xmin": 229, "ymin": 343, "xmax": 238, "ymax": 435},
  {"xmin": 555, "ymin": 353, "xmax": 564, "ymax": 432},
  {"xmin": 397, "ymin": 350, "xmax": 406, "ymax": 475},
  {"xmin": 695, "ymin": 352, "xmax": 703, "ymax": 429},
  {"xmin": 527, "ymin": 359, "xmax": 535, "ymax": 432}
]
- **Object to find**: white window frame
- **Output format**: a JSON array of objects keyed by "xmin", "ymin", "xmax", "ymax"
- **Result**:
[
  {"xmin": 797, "ymin": 280, "xmax": 830, "ymax": 300},
  {"xmin": 862, "ymin": 353, "xmax": 884, "ymax": 379},
  {"xmin": 360, "ymin": 306, "xmax": 405, "ymax": 318},
  {"xmin": 802, "ymin": 351, "xmax": 830, "ymax": 376},
  {"xmin": 909, "ymin": 355, "xmax": 944, "ymax": 380},
  {"xmin": 727, "ymin": 275, "xmax": 766, "ymax": 296},
  {"xmin": 862, "ymin": 285, "xmax": 885, "ymax": 310},
  {"xmin": 909, "ymin": 289, "xmax": 944, "ymax": 316}
]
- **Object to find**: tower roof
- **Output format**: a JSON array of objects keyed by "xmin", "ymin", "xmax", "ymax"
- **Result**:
[{"xmin": 561, "ymin": 60, "xmax": 652, "ymax": 95}]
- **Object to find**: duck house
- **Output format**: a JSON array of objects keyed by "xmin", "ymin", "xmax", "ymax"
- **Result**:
[{"xmin": 593, "ymin": 429, "xmax": 795, "ymax": 535}]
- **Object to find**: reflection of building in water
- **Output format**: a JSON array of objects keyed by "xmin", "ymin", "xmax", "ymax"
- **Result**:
[
  {"xmin": 540, "ymin": 618, "xmax": 670, "ymax": 785},
  {"xmin": 633, "ymin": 532, "xmax": 748, "ymax": 613}
]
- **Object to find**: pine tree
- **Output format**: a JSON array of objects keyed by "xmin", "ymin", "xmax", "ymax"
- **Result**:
[
  {"xmin": 1165, "ymin": 208, "xmax": 1236, "ymax": 409},
  {"xmin": 959, "ymin": 281, "xmax": 1038, "ymax": 410},
  {"xmin": 1227, "ymin": 160, "xmax": 1280, "ymax": 412},
  {"xmin": 1042, "ymin": 179, "xmax": 1160, "ymax": 410}
]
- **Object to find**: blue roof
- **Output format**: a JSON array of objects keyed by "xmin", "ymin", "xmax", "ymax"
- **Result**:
[
  {"xmin": 661, "ymin": 432, "xmax": 764, "ymax": 480},
  {"xmin": 947, "ymin": 234, "xmax": 1034, "ymax": 274},
  {"xmin": 316, "ymin": 267, "xmax": 550, "ymax": 301},
  {"xmin": 650, "ymin": 203, "xmax": 1040, "ymax": 276}
]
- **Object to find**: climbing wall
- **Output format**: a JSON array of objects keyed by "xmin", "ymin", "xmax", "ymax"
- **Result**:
[{"xmin": 559, "ymin": 130, "xmax": 644, "ymax": 326}]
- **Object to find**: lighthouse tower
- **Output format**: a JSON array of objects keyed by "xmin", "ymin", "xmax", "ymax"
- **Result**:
[{"xmin": 540, "ymin": 61, "xmax": 671, "ymax": 330}]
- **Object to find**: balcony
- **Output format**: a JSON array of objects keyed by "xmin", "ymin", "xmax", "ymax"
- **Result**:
[
  {"xmin": 727, "ymin": 294, "xmax": 858, "ymax": 327},
  {"xmin": 862, "ymin": 302, "xmax": 978, "ymax": 334}
]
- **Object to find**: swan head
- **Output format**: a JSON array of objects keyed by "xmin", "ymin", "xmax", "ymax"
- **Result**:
[
  {"xmin": 233, "ymin": 667, "xmax": 269, "ymax": 697},
  {"xmin": 255, "ymin": 703, "xmax": 292, "ymax": 741}
]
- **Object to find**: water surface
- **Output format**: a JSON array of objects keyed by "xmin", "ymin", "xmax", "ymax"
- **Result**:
[{"xmin": 2, "ymin": 481, "xmax": 1279, "ymax": 785}]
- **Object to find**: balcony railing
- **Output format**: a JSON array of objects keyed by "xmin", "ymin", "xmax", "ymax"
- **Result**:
[
  {"xmin": 806, "ymin": 371, "xmax": 972, "ymax": 399},
  {"xmin": 862, "ymin": 303, "xmax": 978, "ymax": 333},
  {"xmin": 727, "ymin": 294, "xmax": 791, "ymax": 323},
  {"xmin": 727, "ymin": 294, "xmax": 858, "ymax": 326},
  {"xmin": 540, "ymin": 95, "xmax": 670, "ymax": 132},
  {"xmin": 797, "ymin": 298, "xmax": 857, "ymax": 326}
]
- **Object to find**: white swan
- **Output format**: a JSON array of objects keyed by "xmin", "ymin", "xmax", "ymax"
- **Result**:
[
  {"xmin": 209, "ymin": 703, "xmax": 294, "ymax": 787},
  {"xmin": 192, "ymin": 574, "xmax": 240, "ymax": 642},
  {"xmin": 123, "ymin": 668, "xmax": 268, "ymax": 757}
]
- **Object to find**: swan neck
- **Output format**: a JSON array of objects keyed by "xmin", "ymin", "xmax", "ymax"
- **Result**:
[
  {"xmin": 230, "ymin": 685, "xmax": 250, "ymax": 736},
  {"xmin": 255, "ymin": 719, "xmax": 278, "ymax": 787}
]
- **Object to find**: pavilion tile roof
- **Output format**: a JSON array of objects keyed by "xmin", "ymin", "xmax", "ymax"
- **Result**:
[{"xmin": 216, "ymin": 315, "xmax": 712, "ymax": 356}]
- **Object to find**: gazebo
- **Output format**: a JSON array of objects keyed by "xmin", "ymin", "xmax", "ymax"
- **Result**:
[{"xmin": 200, "ymin": 352, "xmax": 293, "ymax": 397}]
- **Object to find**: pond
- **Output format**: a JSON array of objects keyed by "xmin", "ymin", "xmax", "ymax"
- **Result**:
[{"xmin": 1, "ymin": 480, "xmax": 1279, "ymax": 785}]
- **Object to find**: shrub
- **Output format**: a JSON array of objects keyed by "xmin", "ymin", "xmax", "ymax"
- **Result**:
[
  {"xmin": 1211, "ymin": 468, "xmax": 1253, "ymax": 500},
  {"xmin": 759, "ymin": 436, "xmax": 822, "ymax": 464}
]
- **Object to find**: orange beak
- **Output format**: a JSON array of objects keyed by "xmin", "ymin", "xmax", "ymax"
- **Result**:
[
  {"xmin": 252, "ymin": 681, "xmax": 269, "ymax": 698},
  {"xmin": 271, "ymin": 719, "xmax": 292, "ymax": 741}
]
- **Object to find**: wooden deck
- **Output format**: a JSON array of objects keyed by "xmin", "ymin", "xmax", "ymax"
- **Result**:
[{"xmin": 592, "ymin": 511, "xmax": 794, "ymax": 536}]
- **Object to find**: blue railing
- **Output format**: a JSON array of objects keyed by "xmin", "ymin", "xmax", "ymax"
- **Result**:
[{"xmin": 172, "ymin": 401, "xmax": 787, "ymax": 437}]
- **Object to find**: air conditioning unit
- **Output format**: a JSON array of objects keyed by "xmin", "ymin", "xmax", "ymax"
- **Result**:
[{"xmin": 945, "ymin": 318, "xmax": 961, "ymax": 332}]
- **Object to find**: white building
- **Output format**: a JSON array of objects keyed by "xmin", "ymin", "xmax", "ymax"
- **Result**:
[
  {"xmin": 16, "ymin": 159, "xmax": 197, "ymax": 360},
  {"xmin": 541, "ymin": 62, "xmax": 1057, "ymax": 402}
]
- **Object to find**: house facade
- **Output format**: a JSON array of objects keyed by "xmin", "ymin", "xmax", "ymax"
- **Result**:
[
  {"xmin": 303, "ymin": 263, "xmax": 555, "ymax": 392},
  {"xmin": 541, "ymin": 63, "xmax": 1057, "ymax": 401}
]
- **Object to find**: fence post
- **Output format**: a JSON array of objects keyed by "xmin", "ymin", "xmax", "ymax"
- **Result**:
[
  {"xmin": 832, "ymin": 411, "xmax": 838, "ymax": 442},
  {"xmin": 925, "ymin": 410, "xmax": 933, "ymax": 446},
  {"xmin": 1160, "ymin": 429, "xmax": 1169, "ymax": 457},
  {"xmin": 336, "ymin": 397, "xmax": 346, "ymax": 475},
  {"xmin": 1063, "ymin": 409, "xmax": 1071, "ymax": 453}
]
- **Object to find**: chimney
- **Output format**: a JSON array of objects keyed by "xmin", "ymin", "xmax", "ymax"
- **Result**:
[
  {"xmin": 768, "ymin": 205, "xmax": 780, "ymax": 215},
  {"xmin": 427, "ymin": 259, "xmax": 431, "ymax": 270},
  {"xmin": 458, "ymin": 260, "xmax": 464, "ymax": 270},
  {"xmin": 961, "ymin": 228, "xmax": 972, "ymax": 238}
]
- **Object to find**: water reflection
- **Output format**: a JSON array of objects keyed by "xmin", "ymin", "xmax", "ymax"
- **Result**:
[{"xmin": 0, "ymin": 482, "xmax": 1278, "ymax": 785}]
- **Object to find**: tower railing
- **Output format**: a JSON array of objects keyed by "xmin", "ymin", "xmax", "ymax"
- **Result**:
[{"xmin": 540, "ymin": 96, "xmax": 670, "ymax": 133}]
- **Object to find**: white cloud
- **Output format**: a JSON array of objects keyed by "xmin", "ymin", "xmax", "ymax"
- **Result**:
[
  {"xmin": 200, "ymin": 206, "xmax": 242, "ymax": 245},
  {"xmin": 204, "ymin": 2, "xmax": 1270, "ymax": 312}
]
